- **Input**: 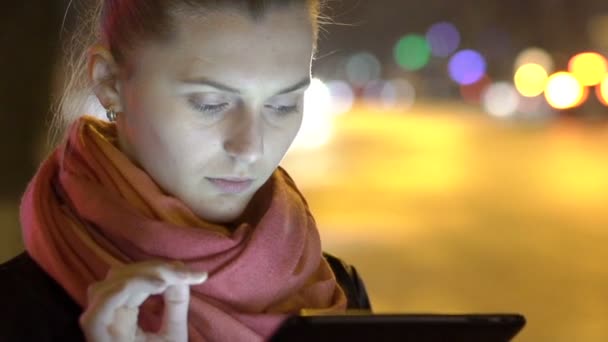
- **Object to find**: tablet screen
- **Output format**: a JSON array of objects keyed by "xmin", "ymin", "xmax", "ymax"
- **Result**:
[{"xmin": 270, "ymin": 313, "xmax": 526, "ymax": 342}]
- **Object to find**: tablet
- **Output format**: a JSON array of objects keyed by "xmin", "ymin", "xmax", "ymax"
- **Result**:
[{"xmin": 270, "ymin": 313, "xmax": 526, "ymax": 342}]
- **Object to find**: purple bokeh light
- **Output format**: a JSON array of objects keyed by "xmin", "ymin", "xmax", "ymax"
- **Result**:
[
  {"xmin": 426, "ymin": 22, "xmax": 461, "ymax": 57},
  {"xmin": 448, "ymin": 50, "xmax": 487, "ymax": 85}
]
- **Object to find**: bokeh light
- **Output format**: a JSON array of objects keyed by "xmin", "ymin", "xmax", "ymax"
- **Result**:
[
  {"xmin": 514, "ymin": 47, "xmax": 554, "ymax": 74},
  {"xmin": 325, "ymin": 80, "xmax": 355, "ymax": 115},
  {"xmin": 544, "ymin": 72, "xmax": 587, "ymax": 109},
  {"xmin": 514, "ymin": 63, "xmax": 548, "ymax": 97},
  {"xmin": 294, "ymin": 78, "xmax": 333, "ymax": 150},
  {"xmin": 460, "ymin": 75, "xmax": 492, "ymax": 104},
  {"xmin": 448, "ymin": 49, "xmax": 487, "ymax": 85},
  {"xmin": 482, "ymin": 82, "xmax": 520, "ymax": 118},
  {"xmin": 394, "ymin": 34, "xmax": 431, "ymax": 71},
  {"xmin": 346, "ymin": 52, "xmax": 382, "ymax": 87},
  {"xmin": 426, "ymin": 22, "xmax": 461, "ymax": 57},
  {"xmin": 596, "ymin": 75, "xmax": 608, "ymax": 106},
  {"xmin": 387, "ymin": 78, "xmax": 416, "ymax": 110},
  {"xmin": 568, "ymin": 52, "xmax": 607, "ymax": 86},
  {"xmin": 362, "ymin": 79, "xmax": 416, "ymax": 110},
  {"xmin": 363, "ymin": 79, "xmax": 416, "ymax": 110}
]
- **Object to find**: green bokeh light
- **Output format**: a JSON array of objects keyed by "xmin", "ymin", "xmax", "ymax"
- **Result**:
[{"xmin": 394, "ymin": 34, "xmax": 431, "ymax": 71}]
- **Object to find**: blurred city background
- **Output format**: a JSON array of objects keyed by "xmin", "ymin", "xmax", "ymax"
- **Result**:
[{"xmin": 2, "ymin": 1, "xmax": 608, "ymax": 341}]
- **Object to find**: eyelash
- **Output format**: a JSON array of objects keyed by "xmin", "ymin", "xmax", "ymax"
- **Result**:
[
  {"xmin": 266, "ymin": 105, "xmax": 298, "ymax": 115},
  {"xmin": 188, "ymin": 98, "xmax": 298, "ymax": 116},
  {"xmin": 189, "ymin": 100, "xmax": 230, "ymax": 115}
]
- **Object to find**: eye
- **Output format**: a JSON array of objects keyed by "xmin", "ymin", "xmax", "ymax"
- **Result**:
[
  {"xmin": 265, "ymin": 104, "xmax": 298, "ymax": 115},
  {"xmin": 188, "ymin": 97, "xmax": 230, "ymax": 115}
]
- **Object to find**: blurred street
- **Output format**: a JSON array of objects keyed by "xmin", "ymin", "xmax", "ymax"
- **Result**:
[{"xmin": 283, "ymin": 101, "xmax": 608, "ymax": 342}]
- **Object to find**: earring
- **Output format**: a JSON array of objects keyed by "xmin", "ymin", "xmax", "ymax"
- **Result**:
[{"xmin": 106, "ymin": 107, "xmax": 117, "ymax": 122}]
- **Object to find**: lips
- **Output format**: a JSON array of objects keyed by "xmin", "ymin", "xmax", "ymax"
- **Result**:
[{"xmin": 206, "ymin": 177, "xmax": 254, "ymax": 194}]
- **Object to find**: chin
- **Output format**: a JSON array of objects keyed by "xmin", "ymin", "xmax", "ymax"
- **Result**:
[
  {"xmin": 190, "ymin": 197, "xmax": 250, "ymax": 224},
  {"xmin": 193, "ymin": 208, "xmax": 239, "ymax": 224}
]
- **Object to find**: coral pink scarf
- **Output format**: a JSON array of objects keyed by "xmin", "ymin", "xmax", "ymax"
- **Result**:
[{"xmin": 20, "ymin": 116, "xmax": 346, "ymax": 341}]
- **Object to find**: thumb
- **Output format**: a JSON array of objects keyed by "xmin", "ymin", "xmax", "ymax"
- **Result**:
[{"xmin": 160, "ymin": 284, "xmax": 191, "ymax": 340}]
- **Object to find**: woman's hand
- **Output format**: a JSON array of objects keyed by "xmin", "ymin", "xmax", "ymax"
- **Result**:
[{"xmin": 79, "ymin": 261, "xmax": 207, "ymax": 342}]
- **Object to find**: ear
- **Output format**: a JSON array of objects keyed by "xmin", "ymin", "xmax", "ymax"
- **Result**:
[{"xmin": 87, "ymin": 44, "xmax": 124, "ymax": 112}]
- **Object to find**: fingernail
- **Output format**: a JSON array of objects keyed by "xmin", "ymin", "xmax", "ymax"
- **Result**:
[{"xmin": 190, "ymin": 272, "xmax": 208, "ymax": 283}]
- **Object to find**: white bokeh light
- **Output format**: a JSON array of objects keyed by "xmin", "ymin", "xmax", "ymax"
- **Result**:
[
  {"xmin": 386, "ymin": 78, "xmax": 416, "ymax": 110},
  {"xmin": 362, "ymin": 79, "xmax": 416, "ymax": 110},
  {"xmin": 325, "ymin": 80, "xmax": 355, "ymax": 115},
  {"xmin": 291, "ymin": 78, "xmax": 334, "ymax": 150},
  {"xmin": 482, "ymin": 82, "xmax": 520, "ymax": 118}
]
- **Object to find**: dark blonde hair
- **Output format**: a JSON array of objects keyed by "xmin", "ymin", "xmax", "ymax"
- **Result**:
[{"xmin": 52, "ymin": 0, "xmax": 325, "ymax": 144}]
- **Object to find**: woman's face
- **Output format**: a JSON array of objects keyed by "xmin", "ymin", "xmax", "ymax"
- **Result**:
[{"xmin": 111, "ymin": 6, "xmax": 314, "ymax": 223}]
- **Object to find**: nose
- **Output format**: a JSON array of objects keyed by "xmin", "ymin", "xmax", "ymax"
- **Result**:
[{"xmin": 223, "ymin": 110, "xmax": 264, "ymax": 164}]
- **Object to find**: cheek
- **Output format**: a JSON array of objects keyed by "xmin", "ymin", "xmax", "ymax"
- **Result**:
[
  {"xmin": 121, "ymin": 82, "xmax": 165, "ymax": 143},
  {"xmin": 282, "ymin": 112, "xmax": 304, "ymax": 144},
  {"xmin": 121, "ymin": 103, "xmax": 189, "ymax": 173},
  {"xmin": 265, "ymin": 116, "xmax": 302, "ymax": 160},
  {"xmin": 135, "ymin": 122, "xmax": 221, "ymax": 194},
  {"xmin": 156, "ymin": 122, "xmax": 220, "ymax": 166}
]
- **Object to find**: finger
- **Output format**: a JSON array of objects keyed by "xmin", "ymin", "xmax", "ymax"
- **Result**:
[
  {"xmin": 89, "ymin": 266, "xmax": 205, "ymax": 315},
  {"xmin": 101, "ymin": 276, "xmax": 166, "ymax": 317},
  {"xmin": 81, "ymin": 281, "xmax": 124, "ymax": 342},
  {"xmin": 160, "ymin": 271, "xmax": 207, "ymax": 340},
  {"xmin": 124, "ymin": 270, "xmax": 206, "ymax": 308},
  {"xmin": 160, "ymin": 284, "xmax": 191, "ymax": 340},
  {"xmin": 135, "ymin": 328, "xmax": 155, "ymax": 342},
  {"xmin": 125, "ymin": 278, "xmax": 165, "ymax": 309},
  {"xmin": 108, "ymin": 260, "xmax": 187, "ymax": 279},
  {"xmin": 81, "ymin": 264, "xmax": 207, "ymax": 342},
  {"xmin": 150, "ymin": 262, "xmax": 208, "ymax": 285},
  {"xmin": 111, "ymin": 260, "xmax": 207, "ymax": 287},
  {"xmin": 108, "ymin": 306, "xmax": 138, "ymax": 341},
  {"xmin": 81, "ymin": 276, "xmax": 166, "ymax": 339}
]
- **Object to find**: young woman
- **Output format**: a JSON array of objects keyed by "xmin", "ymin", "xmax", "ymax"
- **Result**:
[{"xmin": 0, "ymin": 0, "xmax": 370, "ymax": 341}]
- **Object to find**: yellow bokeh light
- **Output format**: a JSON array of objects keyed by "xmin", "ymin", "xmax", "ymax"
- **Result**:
[
  {"xmin": 568, "ymin": 52, "xmax": 607, "ymax": 86},
  {"xmin": 514, "ymin": 63, "xmax": 548, "ymax": 97},
  {"xmin": 544, "ymin": 72, "xmax": 586, "ymax": 109},
  {"xmin": 596, "ymin": 75, "xmax": 608, "ymax": 106}
]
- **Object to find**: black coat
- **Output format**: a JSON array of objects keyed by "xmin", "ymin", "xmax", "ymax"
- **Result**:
[{"xmin": 0, "ymin": 251, "xmax": 371, "ymax": 341}]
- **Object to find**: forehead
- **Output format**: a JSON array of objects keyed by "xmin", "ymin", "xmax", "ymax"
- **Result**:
[{"xmin": 135, "ymin": 5, "xmax": 314, "ymax": 87}]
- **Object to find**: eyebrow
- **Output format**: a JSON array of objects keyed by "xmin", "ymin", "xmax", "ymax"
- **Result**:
[{"xmin": 182, "ymin": 77, "xmax": 311, "ymax": 96}]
